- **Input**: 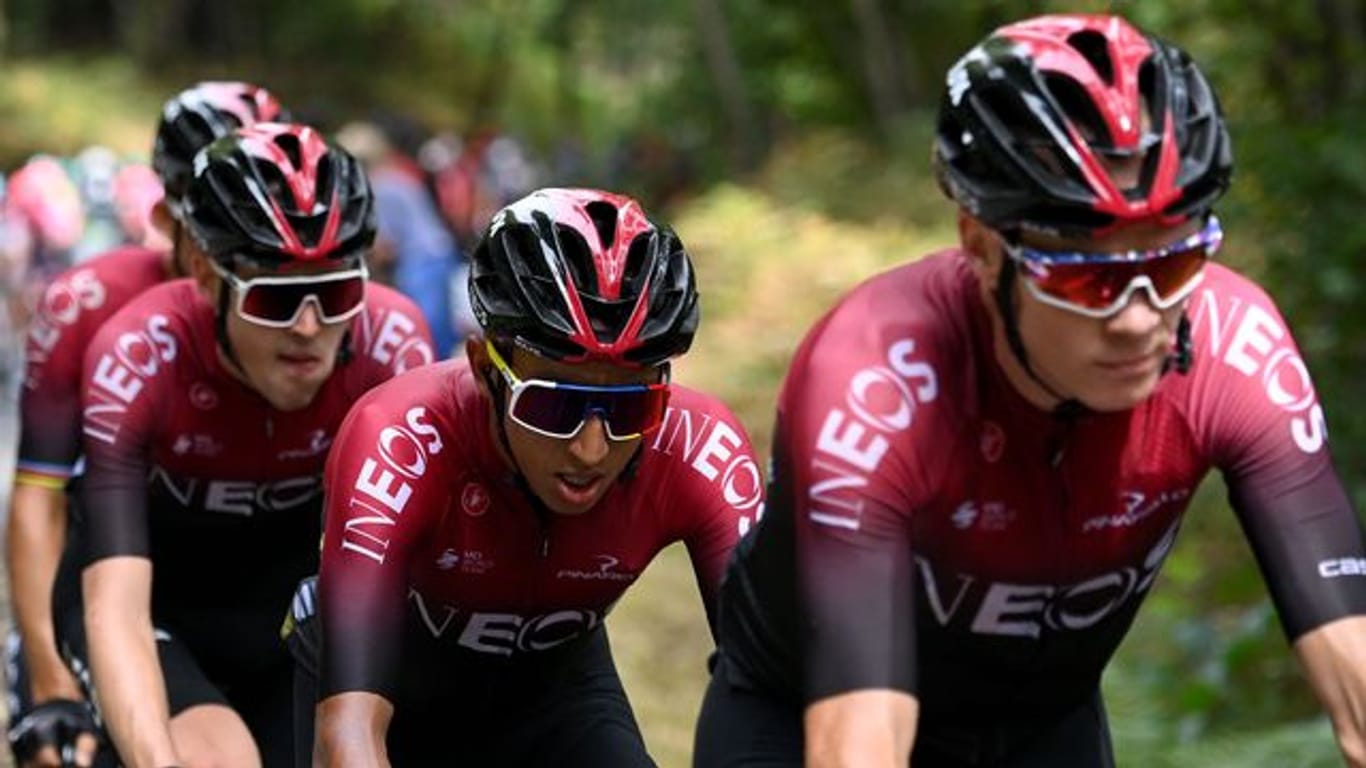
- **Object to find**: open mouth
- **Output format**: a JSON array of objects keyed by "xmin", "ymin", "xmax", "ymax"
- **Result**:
[{"xmin": 554, "ymin": 473, "xmax": 605, "ymax": 507}]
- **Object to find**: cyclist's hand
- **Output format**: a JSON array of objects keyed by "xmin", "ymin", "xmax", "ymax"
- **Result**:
[{"xmin": 7, "ymin": 698, "xmax": 100, "ymax": 768}]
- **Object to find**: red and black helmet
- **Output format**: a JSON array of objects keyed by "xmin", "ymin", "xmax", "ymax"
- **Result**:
[
  {"xmin": 469, "ymin": 188, "xmax": 699, "ymax": 367},
  {"xmin": 183, "ymin": 123, "xmax": 375, "ymax": 266},
  {"xmin": 153, "ymin": 81, "xmax": 289, "ymax": 207},
  {"xmin": 933, "ymin": 14, "xmax": 1232, "ymax": 237}
]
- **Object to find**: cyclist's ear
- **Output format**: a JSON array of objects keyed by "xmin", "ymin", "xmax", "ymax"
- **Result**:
[
  {"xmin": 959, "ymin": 210, "xmax": 1005, "ymax": 288},
  {"xmin": 467, "ymin": 337, "xmax": 497, "ymax": 397},
  {"xmin": 150, "ymin": 199, "xmax": 176, "ymax": 241},
  {"xmin": 187, "ymin": 245, "xmax": 217, "ymax": 301}
]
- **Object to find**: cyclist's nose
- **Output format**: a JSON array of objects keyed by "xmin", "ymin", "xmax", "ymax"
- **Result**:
[
  {"xmin": 1104, "ymin": 285, "xmax": 1164, "ymax": 337},
  {"xmin": 567, "ymin": 415, "xmax": 611, "ymax": 466},
  {"xmin": 290, "ymin": 299, "xmax": 324, "ymax": 338}
]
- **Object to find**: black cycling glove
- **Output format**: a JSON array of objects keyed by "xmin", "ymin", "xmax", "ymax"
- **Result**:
[{"xmin": 7, "ymin": 698, "xmax": 98, "ymax": 767}]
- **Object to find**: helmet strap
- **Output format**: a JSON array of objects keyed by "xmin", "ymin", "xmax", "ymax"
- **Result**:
[
  {"xmin": 994, "ymin": 256, "xmax": 1086, "ymax": 417},
  {"xmin": 214, "ymin": 278, "xmax": 248, "ymax": 377},
  {"xmin": 337, "ymin": 330, "xmax": 354, "ymax": 366},
  {"xmin": 1162, "ymin": 313, "xmax": 1194, "ymax": 375},
  {"xmin": 482, "ymin": 365, "xmax": 557, "ymax": 533}
]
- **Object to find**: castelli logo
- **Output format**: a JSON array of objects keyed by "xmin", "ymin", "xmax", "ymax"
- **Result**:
[
  {"xmin": 461, "ymin": 482, "xmax": 490, "ymax": 517},
  {"xmin": 189, "ymin": 382, "xmax": 219, "ymax": 410},
  {"xmin": 980, "ymin": 421, "xmax": 1005, "ymax": 463}
]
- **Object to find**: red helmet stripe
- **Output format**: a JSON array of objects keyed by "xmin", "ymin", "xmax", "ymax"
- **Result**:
[{"xmin": 309, "ymin": 187, "xmax": 344, "ymax": 260}]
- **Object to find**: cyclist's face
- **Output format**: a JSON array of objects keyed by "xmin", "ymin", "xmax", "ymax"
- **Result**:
[
  {"xmin": 968, "ymin": 214, "xmax": 1203, "ymax": 412},
  {"xmin": 193, "ymin": 250, "xmax": 351, "ymax": 412},
  {"xmin": 478, "ymin": 343, "xmax": 658, "ymax": 516}
]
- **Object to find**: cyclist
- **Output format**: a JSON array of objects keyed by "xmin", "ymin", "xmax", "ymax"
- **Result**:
[
  {"xmin": 286, "ymin": 188, "xmax": 764, "ymax": 766},
  {"xmin": 71, "ymin": 123, "xmax": 433, "ymax": 767},
  {"xmin": 693, "ymin": 13, "xmax": 1366, "ymax": 767},
  {"xmin": 4, "ymin": 81, "xmax": 288, "ymax": 768}
]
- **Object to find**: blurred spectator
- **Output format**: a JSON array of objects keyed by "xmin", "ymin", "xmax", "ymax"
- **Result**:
[
  {"xmin": 423, "ymin": 127, "xmax": 540, "ymax": 253},
  {"xmin": 337, "ymin": 120, "xmax": 469, "ymax": 358},
  {"xmin": 484, "ymin": 133, "xmax": 539, "ymax": 203},
  {"xmin": 112, "ymin": 162, "xmax": 171, "ymax": 251},
  {"xmin": 424, "ymin": 129, "xmax": 501, "ymax": 252},
  {"xmin": 68, "ymin": 145, "xmax": 126, "ymax": 262}
]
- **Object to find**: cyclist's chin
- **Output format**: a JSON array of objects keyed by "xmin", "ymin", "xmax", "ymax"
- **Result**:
[
  {"xmin": 1076, "ymin": 373, "xmax": 1163, "ymax": 412},
  {"xmin": 255, "ymin": 365, "xmax": 334, "ymax": 412}
]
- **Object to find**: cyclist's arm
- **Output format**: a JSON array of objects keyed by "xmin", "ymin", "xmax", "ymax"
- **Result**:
[
  {"xmin": 83, "ymin": 556, "xmax": 178, "ymax": 767},
  {"xmin": 805, "ymin": 690, "xmax": 917, "ymax": 768},
  {"xmin": 315, "ymin": 389, "xmax": 445, "ymax": 759},
  {"xmin": 77, "ymin": 313, "xmax": 175, "ymax": 767},
  {"xmin": 798, "ymin": 491, "xmax": 919, "ymax": 767},
  {"xmin": 9, "ymin": 281, "xmax": 90, "ymax": 705},
  {"xmin": 1294, "ymin": 617, "xmax": 1366, "ymax": 768},
  {"xmin": 1195, "ymin": 281, "xmax": 1366, "ymax": 765},
  {"xmin": 5, "ymin": 483, "xmax": 81, "ymax": 702},
  {"xmin": 314, "ymin": 692, "xmax": 393, "ymax": 768}
]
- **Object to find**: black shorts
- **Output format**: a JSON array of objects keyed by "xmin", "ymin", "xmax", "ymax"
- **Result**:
[
  {"xmin": 287, "ymin": 576, "xmax": 655, "ymax": 768},
  {"xmin": 51, "ymin": 545, "xmax": 296, "ymax": 767},
  {"xmin": 692, "ymin": 651, "xmax": 1117, "ymax": 768}
]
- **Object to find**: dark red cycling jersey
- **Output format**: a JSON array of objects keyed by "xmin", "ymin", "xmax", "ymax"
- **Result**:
[
  {"xmin": 317, "ymin": 359, "xmax": 764, "ymax": 698},
  {"xmin": 77, "ymin": 278, "xmax": 433, "ymax": 671},
  {"xmin": 16, "ymin": 245, "xmax": 167, "ymax": 489},
  {"xmin": 717, "ymin": 250, "xmax": 1366, "ymax": 727}
]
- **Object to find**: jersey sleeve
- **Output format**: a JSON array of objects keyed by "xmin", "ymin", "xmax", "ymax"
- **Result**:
[
  {"xmin": 780, "ymin": 305, "xmax": 941, "ymax": 704},
  {"xmin": 351, "ymin": 284, "xmax": 437, "ymax": 387},
  {"xmin": 78, "ymin": 310, "xmax": 178, "ymax": 564},
  {"xmin": 16, "ymin": 268, "xmax": 112, "ymax": 487},
  {"xmin": 1186, "ymin": 274, "xmax": 1366, "ymax": 638},
  {"xmin": 318, "ymin": 384, "xmax": 448, "ymax": 699},
  {"xmin": 665, "ymin": 394, "xmax": 764, "ymax": 635}
]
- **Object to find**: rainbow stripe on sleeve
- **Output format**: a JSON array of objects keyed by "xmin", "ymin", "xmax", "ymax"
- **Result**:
[{"xmin": 13, "ymin": 461, "xmax": 74, "ymax": 490}]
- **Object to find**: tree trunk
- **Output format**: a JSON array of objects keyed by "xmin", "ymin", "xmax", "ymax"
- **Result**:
[
  {"xmin": 1315, "ymin": 0, "xmax": 1366, "ymax": 108},
  {"xmin": 689, "ymin": 0, "xmax": 763, "ymax": 171},
  {"xmin": 45, "ymin": 0, "xmax": 116, "ymax": 48},
  {"xmin": 849, "ymin": 0, "xmax": 909, "ymax": 140},
  {"xmin": 116, "ymin": 0, "xmax": 190, "ymax": 65}
]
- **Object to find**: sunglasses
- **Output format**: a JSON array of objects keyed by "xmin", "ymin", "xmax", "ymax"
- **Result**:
[
  {"xmin": 1006, "ymin": 217, "xmax": 1223, "ymax": 319},
  {"xmin": 210, "ymin": 260, "xmax": 368, "ymax": 328},
  {"xmin": 486, "ymin": 341, "xmax": 671, "ymax": 441}
]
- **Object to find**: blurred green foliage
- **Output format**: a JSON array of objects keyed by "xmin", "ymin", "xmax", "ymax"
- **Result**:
[{"xmin": 1, "ymin": 0, "xmax": 1362, "ymax": 764}]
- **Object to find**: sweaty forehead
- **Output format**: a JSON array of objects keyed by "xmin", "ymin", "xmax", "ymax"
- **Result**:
[{"xmin": 511, "ymin": 347, "xmax": 660, "ymax": 387}]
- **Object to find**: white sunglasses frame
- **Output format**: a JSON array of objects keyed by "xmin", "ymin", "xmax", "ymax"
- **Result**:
[
  {"xmin": 210, "ymin": 260, "xmax": 369, "ymax": 328},
  {"xmin": 485, "ymin": 341, "xmax": 670, "ymax": 442},
  {"xmin": 1014, "ymin": 265, "xmax": 1208, "ymax": 319},
  {"xmin": 1005, "ymin": 217, "xmax": 1222, "ymax": 319}
]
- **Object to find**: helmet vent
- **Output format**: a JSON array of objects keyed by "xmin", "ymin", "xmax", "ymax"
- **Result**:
[
  {"xmin": 273, "ymin": 133, "xmax": 304, "ymax": 171},
  {"xmin": 1044, "ymin": 74, "xmax": 1109, "ymax": 147},
  {"xmin": 584, "ymin": 200, "xmax": 619, "ymax": 250},
  {"xmin": 621, "ymin": 234, "xmax": 652, "ymax": 299},
  {"xmin": 554, "ymin": 225, "xmax": 600, "ymax": 297},
  {"xmin": 1067, "ymin": 30, "xmax": 1114, "ymax": 85}
]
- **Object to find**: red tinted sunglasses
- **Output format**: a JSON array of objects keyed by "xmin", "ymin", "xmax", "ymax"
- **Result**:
[
  {"xmin": 1006, "ymin": 217, "xmax": 1223, "ymax": 318},
  {"xmin": 486, "ymin": 341, "xmax": 670, "ymax": 441},
  {"xmin": 210, "ymin": 260, "xmax": 368, "ymax": 328}
]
